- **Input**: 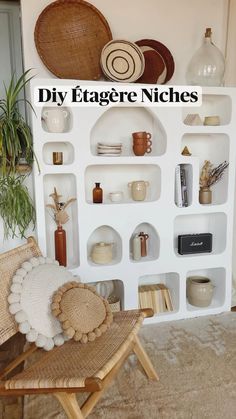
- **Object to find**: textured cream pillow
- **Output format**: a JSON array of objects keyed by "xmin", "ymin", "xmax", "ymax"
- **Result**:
[
  {"xmin": 8, "ymin": 257, "xmax": 80, "ymax": 350},
  {"xmin": 51, "ymin": 282, "xmax": 113, "ymax": 343}
]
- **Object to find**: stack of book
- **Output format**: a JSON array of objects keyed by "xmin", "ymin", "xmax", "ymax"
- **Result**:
[
  {"xmin": 175, "ymin": 164, "xmax": 188, "ymax": 207},
  {"xmin": 138, "ymin": 283, "xmax": 173, "ymax": 313}
]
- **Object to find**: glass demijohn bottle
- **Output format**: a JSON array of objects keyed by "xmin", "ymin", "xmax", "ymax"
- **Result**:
[{"xmin": 186, "ymin": 28, "xmax": 225, "ymax": 86}]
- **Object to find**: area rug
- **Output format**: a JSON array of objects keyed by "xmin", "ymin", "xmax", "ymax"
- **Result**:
[{"xmin": 24, "ymin": 312, "xmax": 236, "ymax": 419}]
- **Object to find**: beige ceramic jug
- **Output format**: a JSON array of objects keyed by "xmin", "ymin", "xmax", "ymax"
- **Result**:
[
  {"xmin": 42, "ymin": 108, "xmax": 69, "ymax": 133},
  {"xmin": 128, "ymin": 180, "xmax": 149, "ymax": 201}
]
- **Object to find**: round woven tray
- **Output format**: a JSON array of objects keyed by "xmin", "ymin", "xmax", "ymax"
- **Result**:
[
  {"xmin": 135, "ymin": 39, "xmax": 175, "ymax": 83},
  {"xmin": 34, "ymin": 0, "xmax": 112, "ymax": 80}
]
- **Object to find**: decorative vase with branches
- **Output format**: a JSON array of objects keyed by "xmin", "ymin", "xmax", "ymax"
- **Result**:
[
  {"xmin": 199, "ymin": 160, "xmax": 229, "ymax": 204},
  {"xmin": 46, "ymin": 187, "xmax": 76, "ymax": 266}
]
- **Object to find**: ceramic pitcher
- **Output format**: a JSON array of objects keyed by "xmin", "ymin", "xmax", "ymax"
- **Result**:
[
  {"xmin": 42, "ymin": 108, "xmax": 69, "ymax": 133},
  {"xmin": 128, "ymin": 180, "xmax": 149, "ymax": 201}
]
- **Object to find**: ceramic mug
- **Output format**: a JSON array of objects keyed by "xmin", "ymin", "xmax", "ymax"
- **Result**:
[
  {"xmin": 132, "ymin": 131, "xmax": 152, "ymax": 140},
  {"xmin": 132, "ymin": 132, "xmax": 152, "ymax": 156},
  {"xmin": 128, "ymin": 180, "xmax": 150, "ymax": 201},
  {"xmin": 42, "ymin": 108, "xmax": 69, "ymax": 133},
  {"xmin": 133, "ymin": 140, "xmax": 152, "ymax": 156}
]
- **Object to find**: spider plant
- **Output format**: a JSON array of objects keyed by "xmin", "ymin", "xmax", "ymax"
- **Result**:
[
  {"xmin": 0, "ymin": 69, "xmax": 39, "ymax": 175},
  {"xmin": 0, "ymin": 175, "xmax": 36, "ymax": 239}
]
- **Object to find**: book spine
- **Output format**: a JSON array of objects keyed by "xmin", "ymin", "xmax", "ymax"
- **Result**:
[
  {"xmin": 180, "ymin": 166, "xmax": 188, "ymax": 207},
  {"xmin": 175, "ymin": 165, "xmax": 183, "ymax": 207}
]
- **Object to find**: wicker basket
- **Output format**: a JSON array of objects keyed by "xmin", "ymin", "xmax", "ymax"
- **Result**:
[
  {"xmin": 34, "ymin": 0, "xmax": 112, "ymax": 80},
  {"xmin": 108, "ymin": 296, "xmax": 121, "ymax": 313}
]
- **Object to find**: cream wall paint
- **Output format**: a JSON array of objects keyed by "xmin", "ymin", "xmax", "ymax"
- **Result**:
[
  {"xmin": 20, "ymin": 0, "xmax": 228, "ymax": 84},
  {"xmin": 224, "ymin": 0, "xmax": 236, "ymax": 86}
]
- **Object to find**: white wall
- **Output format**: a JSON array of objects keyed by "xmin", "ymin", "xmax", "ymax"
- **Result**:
[{"xmin": 20, "ymin": 0, "xmax": 228, "ymax": 85}]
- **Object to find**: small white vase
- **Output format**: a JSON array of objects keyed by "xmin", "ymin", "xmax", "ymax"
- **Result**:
[{"xmin": 42, "ymin": 108, "xmax": 69, "ymax": 133}]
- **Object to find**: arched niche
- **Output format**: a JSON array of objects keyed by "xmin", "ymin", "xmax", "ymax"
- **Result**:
[
  {"xmin": 87, "ymin": 225, "xmax": 122, "ymax": 266},
  {"xmin": 90, "ymin": 106, "xmax": 167, "ymax": 157},
  {"xmin": 129, "ymin": 222, "xmax": 160, "ymax": 262}
]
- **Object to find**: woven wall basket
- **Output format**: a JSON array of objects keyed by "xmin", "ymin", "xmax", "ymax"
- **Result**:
[{"xmin": 34, "ymin": 0, "xmax": 112, "ymax": 80}]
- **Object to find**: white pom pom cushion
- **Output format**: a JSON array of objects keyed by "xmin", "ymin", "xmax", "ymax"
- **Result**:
[
  {"xmin": 8, "ymin": 257, "xmax": 80, "ymax": 351},
  {"xmin": 52, "ymin": 282, "xmax": 113, "ymax": 344}
]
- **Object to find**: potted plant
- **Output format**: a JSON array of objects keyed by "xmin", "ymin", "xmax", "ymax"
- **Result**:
[
  {"xmin": 0, "ymin": 70, "xmax": 39, "ymax": 239},
  {"xmin": 199, "ymin": 160, "xmax": 229, "ymax": 204},
  {"xmin": 0, "ymin": 175, "xmax": 36, "ymax": 239},
  {"xmin": 0, "ymin": 69, "xmax": 39, "ymax": 175}
]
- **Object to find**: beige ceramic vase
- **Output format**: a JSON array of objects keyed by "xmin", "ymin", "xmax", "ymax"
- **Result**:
[
  {"xmin": 186, "ymin": 276, "xmax": 214, "ymax": 307},
  {"xmin": 128, "ymin": 180, "xmax": 149, "ymax": 201},
  {"xmin": 199, "ymin": 187, "xmax": 212, "ymax": 204}
]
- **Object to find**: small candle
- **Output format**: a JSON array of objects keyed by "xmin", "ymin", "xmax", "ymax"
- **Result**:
[{"xmin": 53, "ymin": 152, "xmax": 63, "ymax": 165}]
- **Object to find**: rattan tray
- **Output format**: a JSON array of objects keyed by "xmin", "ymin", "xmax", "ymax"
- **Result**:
[
  {"xmin": 136, "ymin": 39, "xmax": 175, "ymax": 83},
  {"xmin": 34, "ymin": 0, "xmax": 112, "ymax": 80}
]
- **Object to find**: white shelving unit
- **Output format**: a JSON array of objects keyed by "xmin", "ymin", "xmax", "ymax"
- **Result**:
[{"xmin": 31, "ymin": 80, "xmax": 236, "ymax": 324}]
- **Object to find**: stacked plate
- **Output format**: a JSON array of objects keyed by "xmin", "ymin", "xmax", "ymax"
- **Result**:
[
  {"xmin": 100, "ymin": 40, "xmax": 145, "ymax": 83},
  {"xmin": 97, "ymin": 142, "xmax": 122, "ymax": 156}
]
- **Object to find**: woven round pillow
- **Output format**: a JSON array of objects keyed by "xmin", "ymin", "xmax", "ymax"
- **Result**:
[
  {"xmin": 51, "ymin": 282, "xmax": 113, "ymax": 343},
  {"xmin": 8, "ymin": 257, "xmax": 80, "ymax": 351}
]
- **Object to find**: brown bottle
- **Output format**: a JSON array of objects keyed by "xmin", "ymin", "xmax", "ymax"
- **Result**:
[
  {"xmin": 93, "ymin": 182, "xmax": 103, "ymax": 203},
  {"xmin": 54, "ymin": 225, "xmax": 67, "ymax": 266}
]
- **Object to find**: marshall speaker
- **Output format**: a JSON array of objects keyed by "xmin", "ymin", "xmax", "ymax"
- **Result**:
[{"xmin": 178, "ymin": 233, "xmax": 212, "ymax": 255}]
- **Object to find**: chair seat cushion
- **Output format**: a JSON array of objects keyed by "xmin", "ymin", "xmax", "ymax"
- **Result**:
[
  {"xmin": 4, "ymin": 310, "xmax": 144, "ymax": 390},
  {"xmin": 8, "ymin": 257, "xmax": 80, "ymax": 351},
  {"xmin": 51, "ymin": 282, "xmax": 113, "ymax": 343}
]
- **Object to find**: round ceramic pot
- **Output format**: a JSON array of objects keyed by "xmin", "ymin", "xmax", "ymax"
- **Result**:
[
  {"xmin": 186, "ymin": 276, "xmax": 214, "ymax": 307},
  {"xmin": 91, "ymin": 242, "xmax": 113, "ymax": 264},
  {"xmin": 199, "ymin": 187, "xmax": 212, "ymax": 204},
  {"xmin": 128, "ymin": 180, "xmax": 149, "ymax": 201}
]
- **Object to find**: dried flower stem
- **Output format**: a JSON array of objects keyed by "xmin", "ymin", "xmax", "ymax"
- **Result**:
[
  {"xmin": 46, "ymin": 187, "xmax": 76, "ymax": 226},
  {"xmin": 199, "ymin": 160, "xmax": 229, "ymax": 189}
]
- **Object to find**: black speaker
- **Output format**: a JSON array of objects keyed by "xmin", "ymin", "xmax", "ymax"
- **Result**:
[{"xmin": 178, "ymin": 233, "xmax": 212, "ymax": 255}]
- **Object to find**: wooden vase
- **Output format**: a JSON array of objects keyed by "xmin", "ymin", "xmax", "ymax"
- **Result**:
[{"xmin": 54, "ymin": 225, "xmax": 67, "ymax": 266}]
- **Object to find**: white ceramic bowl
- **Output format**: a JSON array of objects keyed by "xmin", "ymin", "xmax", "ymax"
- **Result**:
[{"xmin": 109, "ymin": 191, "xmax": 123, "ymax": 202}]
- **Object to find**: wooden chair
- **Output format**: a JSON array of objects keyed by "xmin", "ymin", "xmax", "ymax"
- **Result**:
[{"xmin": 0, "ymin": 237, "xmax": 158, "ymax": 418}]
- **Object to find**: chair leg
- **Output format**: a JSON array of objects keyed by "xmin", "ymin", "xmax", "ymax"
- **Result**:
[
  {"xmin": 133, "ymin": 336, "xmax": 159, "ymax": 381},
  {"xmin": 81, "ymin": 343, "xmax": 134, "ymax": 418},
  {"xmin": 54, "ymin": 392, "xmax": 84, "ymax": 419}
]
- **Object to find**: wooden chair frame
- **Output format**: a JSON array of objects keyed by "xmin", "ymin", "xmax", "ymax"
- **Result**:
[{"xmin": 0, "ymin": 238, "xmax": 158, "ymax": 419}]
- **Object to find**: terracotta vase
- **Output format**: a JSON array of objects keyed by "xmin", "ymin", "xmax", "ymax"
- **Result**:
[
  {"xmin": 54, "ymin": 225, "xmax": 67, "ymax": 266},
  {"xmin": 199, "ymin": 187, "xmax": 212, "ymax": 204}
]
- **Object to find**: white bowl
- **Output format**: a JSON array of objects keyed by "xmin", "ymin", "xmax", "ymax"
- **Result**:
[{"xmin": 109, "ymin": 191, "xmax": 123, "ymax": 202}]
